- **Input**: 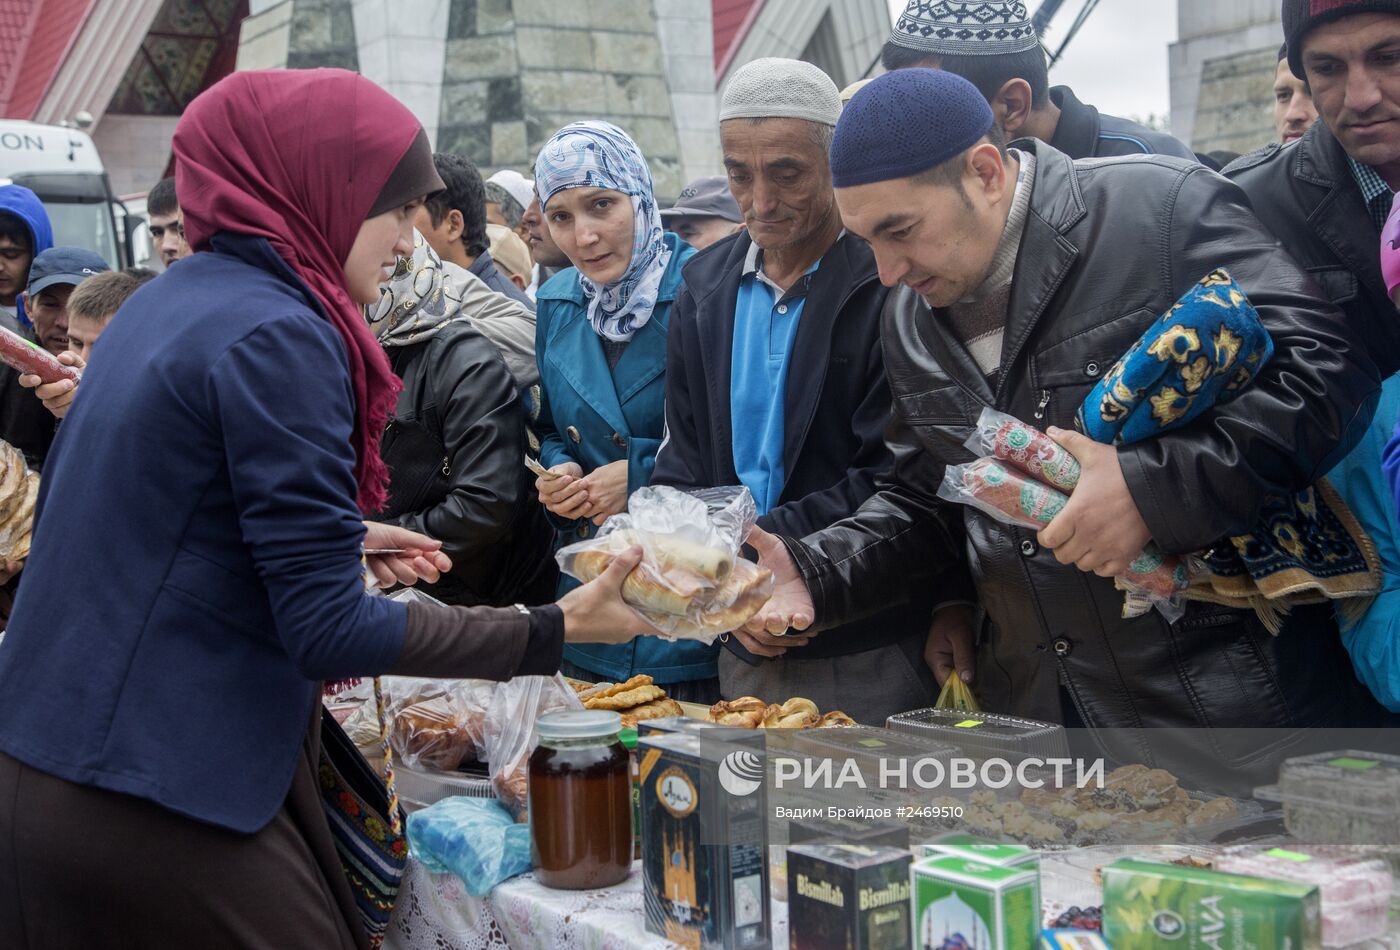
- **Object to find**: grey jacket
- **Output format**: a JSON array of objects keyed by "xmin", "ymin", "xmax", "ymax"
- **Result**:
[{"xmin": 782, "ymin": 142, "xmax": 1387, "ymax": 775}]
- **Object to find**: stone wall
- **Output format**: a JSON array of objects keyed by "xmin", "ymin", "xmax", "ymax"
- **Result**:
[
  {"xmin": 437, "ymin": 0, "xmax": 689, "ymax": 200},
  {"xmin": 1190, "ymin": 46, "xmax": 1276, "ymax": 157},
  {"xmin": 239, "ymin": 0, "xmax": 712, "ymax": 201}
]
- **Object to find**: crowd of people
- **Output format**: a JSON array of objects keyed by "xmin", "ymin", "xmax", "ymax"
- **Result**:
[{"xmin": 0, "ymin": 0, "xmax": 1397, "ymax": 944}]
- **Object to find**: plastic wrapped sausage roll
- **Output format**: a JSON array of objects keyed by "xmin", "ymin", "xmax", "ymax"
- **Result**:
[
  {"xmin": 938, "ymin": 457, "xmax": 1189, "ymax": 606},
  {"xmin": 965, "ymin": 407, "xmax": 1081, "ymax": 492}
]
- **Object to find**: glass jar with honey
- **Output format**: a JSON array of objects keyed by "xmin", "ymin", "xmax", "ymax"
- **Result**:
[{"xmin": 528, "ymin": 710, "xmax": 632, "ymax": 889}]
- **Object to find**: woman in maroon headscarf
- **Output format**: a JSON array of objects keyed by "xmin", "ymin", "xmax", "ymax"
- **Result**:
[{"xmin": 0, "ymin": 69, "xmax": 649, "ymax": 948}]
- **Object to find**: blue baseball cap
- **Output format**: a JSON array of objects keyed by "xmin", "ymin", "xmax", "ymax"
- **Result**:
[{"xmin": 27, "ymin": 246, "xmax": 110, "ymax": 296}]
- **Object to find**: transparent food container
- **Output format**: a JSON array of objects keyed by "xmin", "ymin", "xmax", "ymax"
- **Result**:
[
  {"xmin": 1255, "ymin": 749, "xmax": 1400, "ymax": 846},
  {"xmin": 1214, "ymin": 845, "xmax": 1394, "ymax": 947},
  {"xmin": 396, "ymin": 761, "xmax": 495, "ymax": 813},
  {"xmin": 886, "ymin": 707, "xmax": 1069, "ymax": 762}
]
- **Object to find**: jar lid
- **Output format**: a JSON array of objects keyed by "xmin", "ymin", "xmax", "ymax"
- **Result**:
[{"xmin": 536, "ymin": 709, "xmax": 622, "ymax": 740}]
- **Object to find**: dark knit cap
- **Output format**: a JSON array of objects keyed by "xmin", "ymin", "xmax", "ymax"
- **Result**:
[
  {"xmin": 368, "ymin": 127, "xmax": 444, "ymax": 217},
  {"xmin": 830, "ymin": 68, "xmax": 994, "ymax": 188},
  {"xmin": 1283, "ymin": 0, "xmax": 1400, "ymax": 78}
]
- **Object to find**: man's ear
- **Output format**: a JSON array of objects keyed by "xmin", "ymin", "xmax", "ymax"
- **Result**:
[
  {"xmin": 446, "ymin": 209, "xmax": 466, "ymax": 245},
  {"xmin": 991, "ymin": 78, "xmax": 1034, "ymax": 137},
  {"xmin": 20, "ymin": 292, "xmax": 31, "ymax": 313},
  {"xmin": 967, "ymin": 142, "xmax": 1011, "ymax": 203}
]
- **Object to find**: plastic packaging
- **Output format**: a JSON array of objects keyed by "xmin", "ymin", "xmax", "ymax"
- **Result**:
[
  {"xmin": 1255, "ymin": 749, "xmax": 1400, "ymax": 845},
  {"xmin": 405, "ymin": 796, "xmax": 532, "ymax": 896},
  {"xmin": 0, "ymin": 440, "xmax": 38, "ymax": 562},
  {"xmin": 967, "ymin": 407, "xmax": 1082, "ymax": 492},
  {"xmin": 938, "ymin": 457, "xmax": 1190, "ymax": 618},
  {"xmin": 935, "ymin": 672, "xmax": 981, "ymax": 713},
  {"xmin": 396, "ymin": 760, "xmax": 494, "ymax": 812},
  {"xmin": 0, "ymin": 325, "xmax": 80, "ymax": 384},
  {"xmin": 886, "ymin": 707, "xmax": 1070, "ymax": 762},
  {"xmin": 1215, "ymin": 845, "xmax": 1393, "ymax": 946},
  {"xmin": 556, "ymin": 485, "xmax": 774, "ymax": 642},
  {"xmin": 384, "ymin": 678, "xmax": 497, "ymax": 771},
  {"xmin": 479, "ymin": 673, "xmax": 583, "ymax": 819}
]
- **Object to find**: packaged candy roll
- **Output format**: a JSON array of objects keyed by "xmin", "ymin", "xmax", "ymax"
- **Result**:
[
  {"xmin": 965, "ymin": 407, "xmax": 1081, "ymax": 492},
  {"xmin": 939, "ymin": 458, "xmax": 1190, "ymax": 617}
]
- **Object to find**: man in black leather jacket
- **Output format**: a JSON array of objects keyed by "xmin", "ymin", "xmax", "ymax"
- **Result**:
[{"xmin": 746, "ymin": 69, "xmax": 1388, "ymax": 778}]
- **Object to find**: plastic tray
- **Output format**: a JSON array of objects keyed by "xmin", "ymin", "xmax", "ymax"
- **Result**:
[
  {"xmin": 1215, "ymin": 845, "xmax": 1394, "ymax": 947},
  {"xmin": 886, "ymin": 707, "xmax": 1070, "ymax": 762},
  {"xmin": 1256, "ymin": 749, "xmax": 1400, "ymax": 846},
  {"xmin": 395, "ymin": 762, "xmax": 495, "ymax": 813}
]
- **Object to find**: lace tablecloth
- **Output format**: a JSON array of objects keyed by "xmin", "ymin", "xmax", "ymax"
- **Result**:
[{"xmin": 384, "ymin": 858, "xmax": 790, "ymax": 950}]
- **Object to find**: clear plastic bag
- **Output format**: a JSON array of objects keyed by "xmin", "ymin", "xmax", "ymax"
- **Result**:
[
  {"xmin": 479, "ymin": 674, "xmax": 583, "ymax": 819},
  {"xmin": 387, "ymin": 679, "xmax": 498, "ymax": 771},
  {"xmin": 406, "ymin": 797, "xmax": 532, "ymax": 896},
  {"xmin": 938, "ymin": 456, "xmax": 1190, "ymax": 621},
  {"xmin": 556, "ymin": 485, "xmax": 774, "ymax": 643}
]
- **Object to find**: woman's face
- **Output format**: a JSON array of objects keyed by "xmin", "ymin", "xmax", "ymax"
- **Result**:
[
  {"xmin": 343, "ymin": 198, "xmax": 421, "ymax": 305},
  {"xmin": 545, "ymin": 187, "xmax": 634, "ymax": 285}
]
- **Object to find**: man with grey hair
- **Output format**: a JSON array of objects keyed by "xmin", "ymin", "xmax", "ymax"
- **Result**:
[
  {"xmin": 652, "ymin": 57, "xmax": 949, "ymax": 723},
  {"xmin": 484, "ymin": 169, "xmax": 533, "ymax": 246}
]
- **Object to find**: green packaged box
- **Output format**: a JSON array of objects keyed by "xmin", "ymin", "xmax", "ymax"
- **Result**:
[
  {"xmin": 788, "ymin": 844, "xmax": 912, "ymax": 950},
  {"xmin": 911, "ymin": 855, "xmax": 1039, "ymax": 950},
  {"xmin": 1102, "ymin": 858, "xmax": 1322, "ymax": 950},
  {"xmin": 920, "ymin": 833, "xmax": 1039, "ymax": 870}
]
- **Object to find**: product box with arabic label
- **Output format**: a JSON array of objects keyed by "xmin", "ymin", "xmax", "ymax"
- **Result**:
[
  {"xmin": 911, "ymin": 854, "xmax": 1040, "ymax": 950},
  {"xmin": 1101, "ymin": 858, "xmax": 1321, "ymax": 950},
  {"xmin": 788, "ymin": 843, "xmax": 912, "ymax": 950},
  {"xmin": 640, "ymin": 733, "xmax": 771, "ymax": 949}
]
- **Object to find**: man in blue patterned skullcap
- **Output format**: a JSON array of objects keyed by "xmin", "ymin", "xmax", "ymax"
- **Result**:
[{"xmin": 881, "ymin": 0, "xmax": 1195, "ymax": 161}]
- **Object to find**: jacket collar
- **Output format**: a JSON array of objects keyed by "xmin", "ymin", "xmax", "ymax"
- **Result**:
[
  {"xmin": 1046, "ymin": 85, "xmax": 1099, "ymax": 160},
  {"xmin": 540, "ymin": 234, "xmax": 691, "ymax": 437},
  {"xmin": 679, "ymin": 228, "xmax": 883, "ymax": 483},
  {"xmin": 1292, "ymin": 121, "xmax": 1388, "ymax": 302},
  {"xmin": 917, "ymin": 143, "xmax": 1083, "ymax": 408},
  {"xmin": 210, "ymin": 232, "xmax": 327, "ymax": 318}
]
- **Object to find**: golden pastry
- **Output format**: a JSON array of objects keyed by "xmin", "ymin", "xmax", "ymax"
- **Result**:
[
  {"xmin": 585, "ymin": 684, "xmax": 666, "ymax": 710},
  {"xmin": 816, "ymin": 711, "xmax": 857, "ymax": 727}
]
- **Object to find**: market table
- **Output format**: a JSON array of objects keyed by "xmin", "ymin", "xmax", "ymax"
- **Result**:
[
  {"xmin": 384, "ymin": 847, "xmax": 1400, "ymax": 950},
  {"xmin": 384, "ymin": 857, "xmax": 790, "ymax": 950}
]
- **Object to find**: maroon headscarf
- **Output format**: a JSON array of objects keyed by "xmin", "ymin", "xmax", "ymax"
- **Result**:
[{"xmin": 172, "ymin": 69, "xmax": 420, "ymax": 514}]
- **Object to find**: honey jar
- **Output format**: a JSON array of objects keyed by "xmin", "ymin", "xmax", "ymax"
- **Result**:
[{"xmin": 528, "ymin": 710, "xmax": 632, "ymax": 889}]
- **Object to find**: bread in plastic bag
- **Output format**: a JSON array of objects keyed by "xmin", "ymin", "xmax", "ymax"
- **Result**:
[
  {"xmin": 556, "ymin": 485, "xmax": 774, "ymax": 643},
  {"xmin": 406, "ymin": 797, "xmax": 532, "ymax": 896},
  {"xmin": 479, "ymin": 674, "xmax": 583, "ymax": 820},
  {"xmin": 938, "ymin": 456, "xmax": 1190, "ymax": 620}
]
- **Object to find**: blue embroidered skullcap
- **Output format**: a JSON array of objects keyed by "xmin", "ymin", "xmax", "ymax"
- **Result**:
[{"xmin": 830, "ymin": 69, "xmax": 994, "ymax": 188}]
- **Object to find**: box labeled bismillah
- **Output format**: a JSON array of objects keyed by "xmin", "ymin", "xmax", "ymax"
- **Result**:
[
  {"xmin": 911, "ymin": 855, "xmax": 1039, "ymax": 950},
  {"xmin": 787, "ymin": 843, "xmax": 912, "ymax": 950},
  {"xmin": 639, "ymin": 733, "xmax": 771, "ymax": 949},
  {"xmin": 1101, "ymin": 858, "xmax": 1321, "ymax": 950}
]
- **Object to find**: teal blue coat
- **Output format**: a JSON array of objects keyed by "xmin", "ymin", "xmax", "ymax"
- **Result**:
[{"xmin": 534, "ymin": 233, "xmax": 716, "ymax": 683}]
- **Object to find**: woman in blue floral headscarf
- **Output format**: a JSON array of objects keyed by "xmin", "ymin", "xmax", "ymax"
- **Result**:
[{"xmin": 530, "ymin": 121, "xmax": 718, "ymax": 701}]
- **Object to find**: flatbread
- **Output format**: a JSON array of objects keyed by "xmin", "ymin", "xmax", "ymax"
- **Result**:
[{"xmin": 619, "ymin": 698, "xmax": 683, "ymax": 728}]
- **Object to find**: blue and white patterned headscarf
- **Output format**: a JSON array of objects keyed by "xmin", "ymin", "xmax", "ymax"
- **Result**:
[{"xmin": 534, "ymin": 121, "xmax": 671, "ymax": 342}]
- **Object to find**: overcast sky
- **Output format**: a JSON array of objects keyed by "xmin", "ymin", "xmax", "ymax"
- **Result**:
[{"xmin": 884, "ymin": 0, "xmax": 1179, "ymax": 123}]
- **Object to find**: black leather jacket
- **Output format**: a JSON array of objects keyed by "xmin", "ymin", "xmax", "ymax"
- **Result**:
[
  {"xmin": 783, "ymin": 142, "xmax": 1386, "ymax": 771},
  {"xmin": 376, "ymin": 321, "xmax": 556, "ymax": 606},
  {"xmin": 1226, "ymin": 120, "xmax": 1396, "ymax": 377}
]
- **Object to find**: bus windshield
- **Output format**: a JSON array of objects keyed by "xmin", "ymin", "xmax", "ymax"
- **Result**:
[{"xmin": 39, "ymin": 200, "xmax": 121, "ymax": 268}]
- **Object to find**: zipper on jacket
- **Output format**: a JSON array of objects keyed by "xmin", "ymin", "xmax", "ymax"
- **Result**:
[{"xmin": 1033, "ymin": 390, "xmax": 1050, "ymax": 421}]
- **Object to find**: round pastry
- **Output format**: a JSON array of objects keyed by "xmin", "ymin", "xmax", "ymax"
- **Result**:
[{"xmin": 816, "ymin": 711, "xmax": 858, "ymax": 728}]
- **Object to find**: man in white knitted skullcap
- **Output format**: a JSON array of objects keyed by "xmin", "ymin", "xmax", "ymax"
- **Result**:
[{"xmin": 651, "ymin": 56, "xmax": 944, "ymax": 724}]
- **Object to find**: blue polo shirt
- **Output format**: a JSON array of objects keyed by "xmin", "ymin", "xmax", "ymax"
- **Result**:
[{"xmin": 730, "ymin": 241, "xmax": 820, "ymax": 514}]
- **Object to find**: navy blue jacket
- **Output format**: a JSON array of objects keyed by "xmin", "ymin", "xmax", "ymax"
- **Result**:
[
  {"xmin": 1044, "ymin": 86, "xmax": 1196, "ymax": 161},
  {"xmin": 0, "ymin": 234, "xmax": 407, "ymax": 833}
]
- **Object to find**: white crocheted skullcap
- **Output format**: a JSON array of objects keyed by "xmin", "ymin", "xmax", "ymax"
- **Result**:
[{"xmin": 719, "ymin": 57, "xmax": 842, "ymax": 127}]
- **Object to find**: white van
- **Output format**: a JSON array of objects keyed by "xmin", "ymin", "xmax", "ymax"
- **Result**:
[{"xmin": 0, "ymin": 120, "xmax": 132, "ymax": 267}]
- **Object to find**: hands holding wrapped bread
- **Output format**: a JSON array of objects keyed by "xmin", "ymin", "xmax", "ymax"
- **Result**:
[{"xmin": 557, "ymin": 485, "xmax": 776, "ymax": 641}]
